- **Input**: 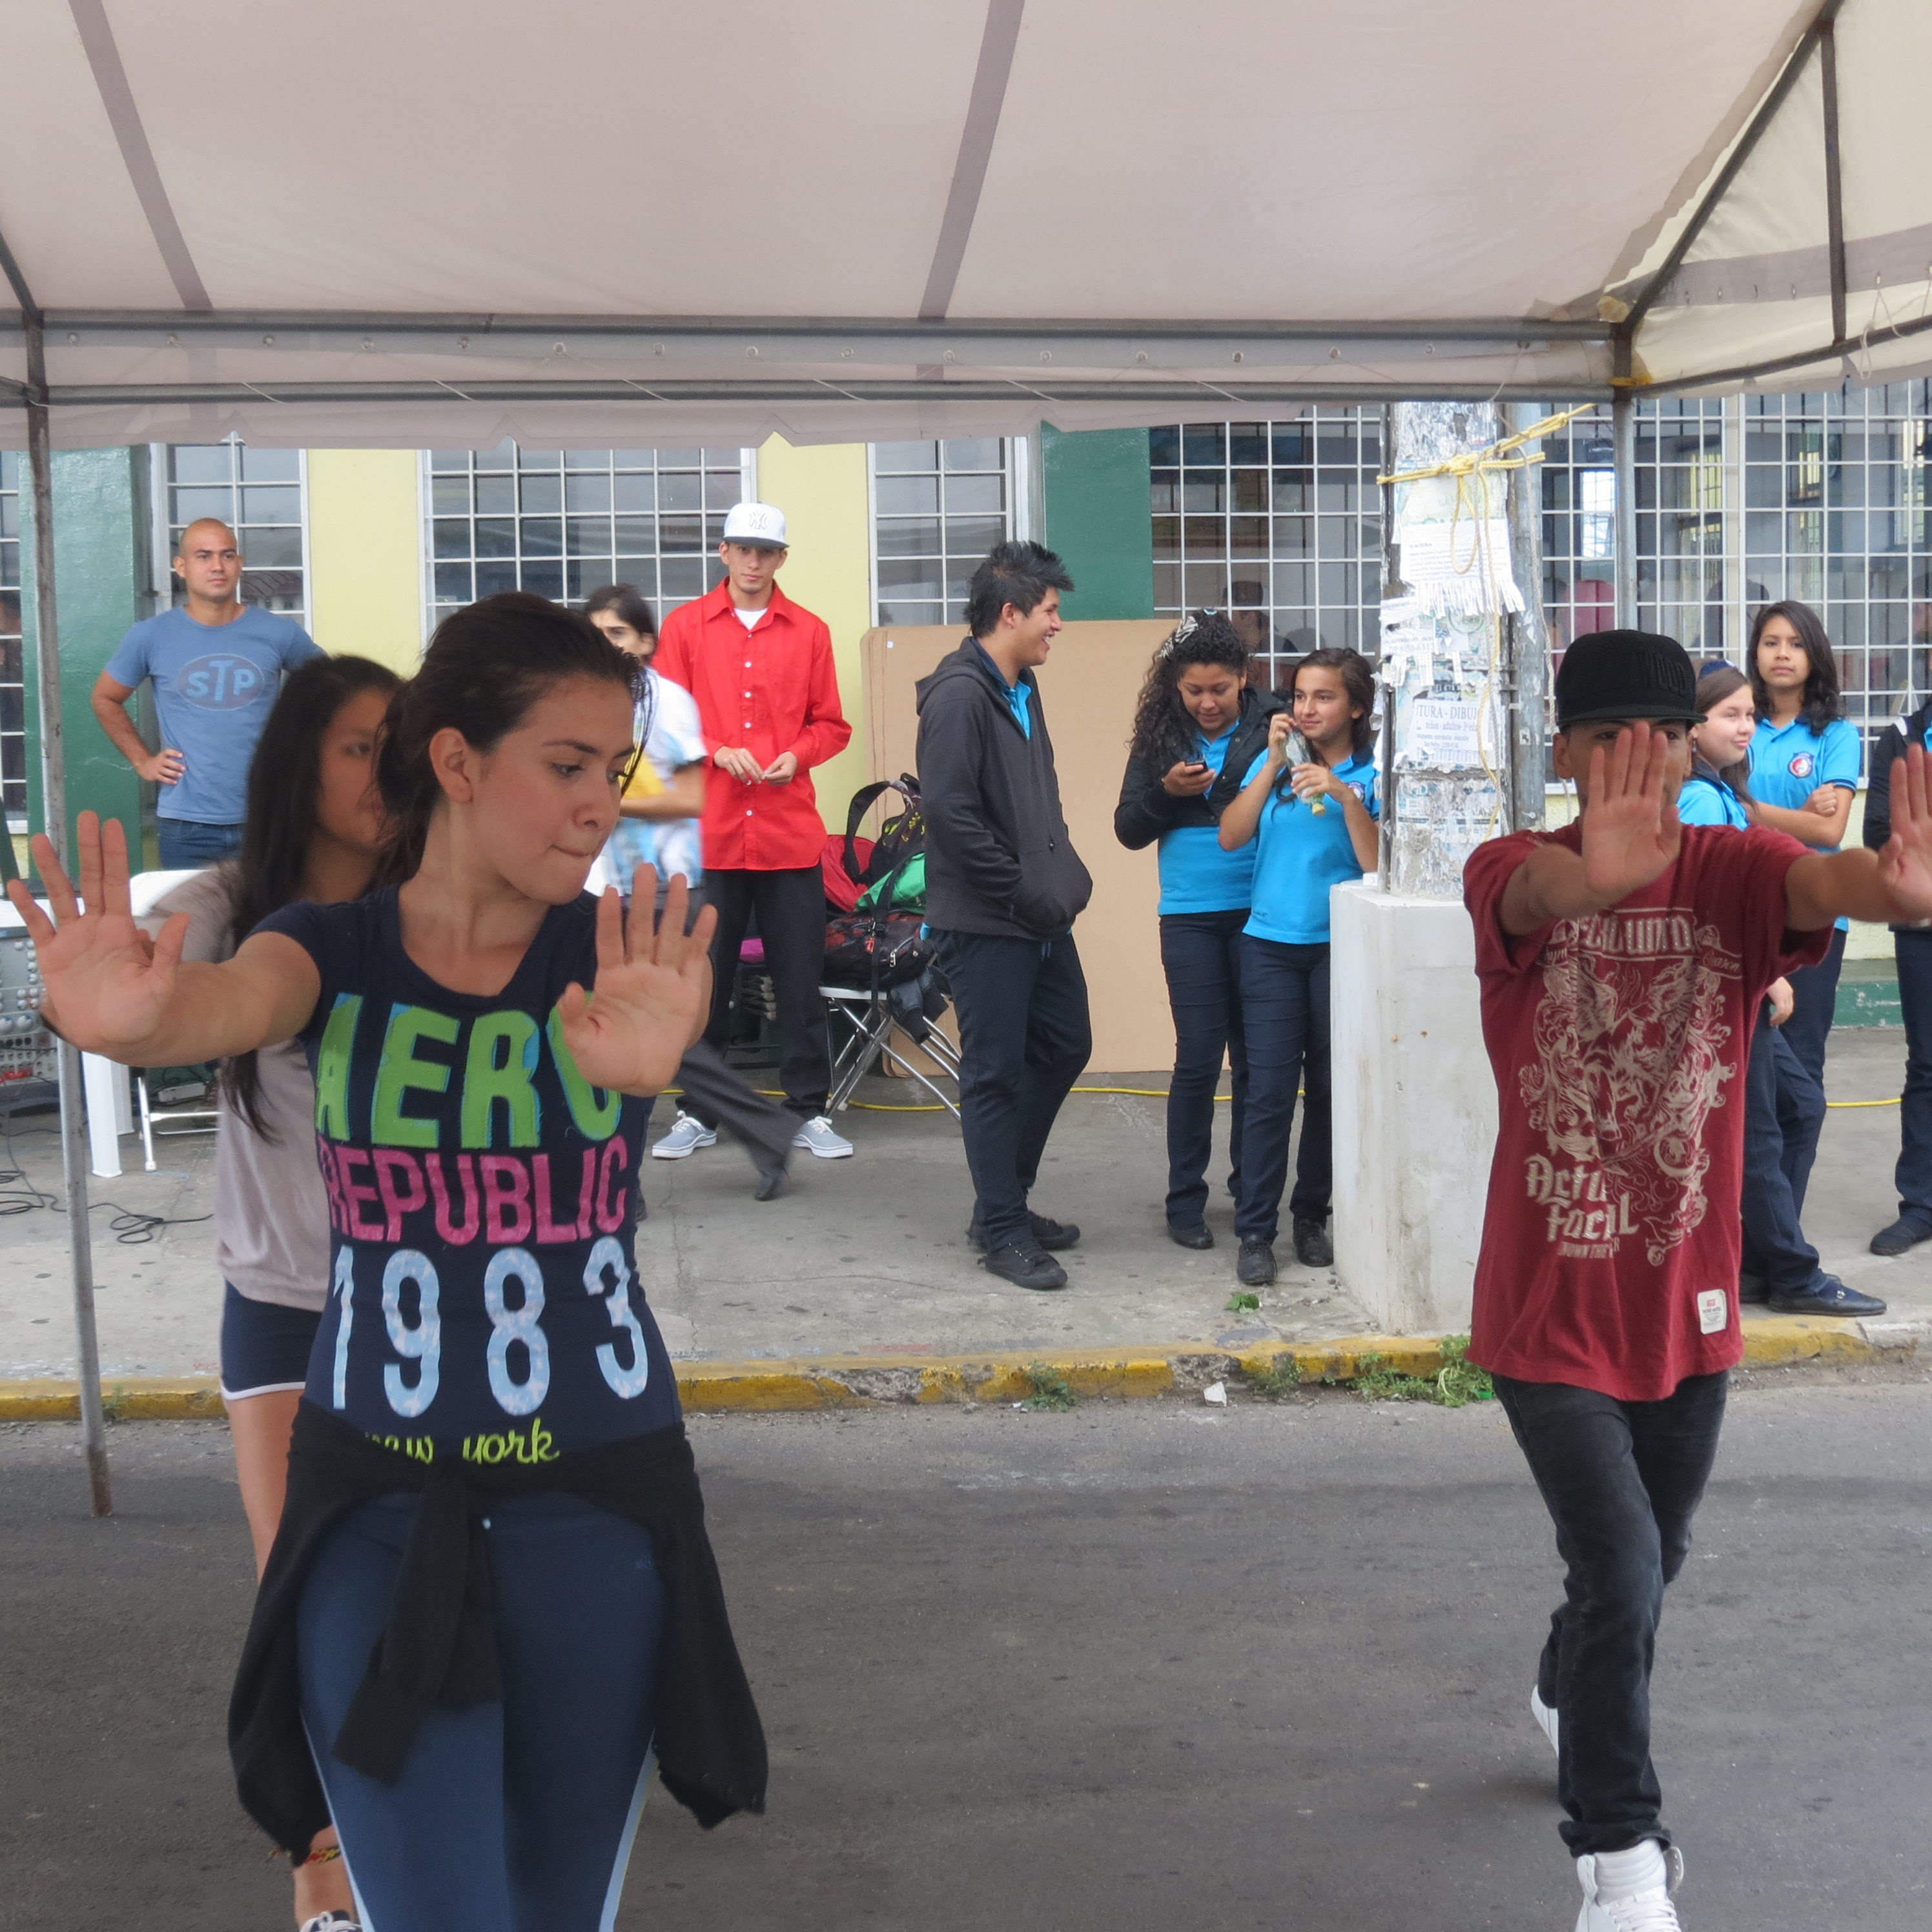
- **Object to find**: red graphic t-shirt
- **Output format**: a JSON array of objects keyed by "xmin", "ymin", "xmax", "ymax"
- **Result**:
[{"xmin": 1462, "ymin": 822, "xmax": 1831, "ymax": 1401}]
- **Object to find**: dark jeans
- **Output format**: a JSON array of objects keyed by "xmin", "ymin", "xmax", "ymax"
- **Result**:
[
  {"xmin": 1740, "ymin": 1001, "xmax": 1828, "ymax": 1295},
  {"xmin": 298, "ymin": 1492, "xmax": 664, "ymax": 1930},
  {"xmin": 1893, "ymin": 928, "xmax": 1932, "ymax": 1225},
  {"xmin": 1158, "ymin": 909, "xmax": 1248, "ymax": 1231},
  {"xmin": 1233, "ymin": 935, "xmax": 1330, "ymax": 1244},
  {"xmin": 933, "ymin": 929, "xmax": 1091, "ymax": 1249},
  {"xmin": 696, "ymin": 865, "xmax": 830, "ymax": 1121},
  {"xmin": 157, "ymin": 817, "xmax": 243, "ymax": 868},
  {"xmin": 1781, "ymin": 925, "xmax": 1845, "ymax": 1089},
  {"xmin": 1494, "ymin": 1369, "xmax": 1729, "ymax": 1856}
]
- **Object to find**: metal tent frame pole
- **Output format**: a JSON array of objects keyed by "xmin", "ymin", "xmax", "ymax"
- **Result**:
[{"xmin": 12, "ymin": 269, "xmax": 112, "ymax": 1517}]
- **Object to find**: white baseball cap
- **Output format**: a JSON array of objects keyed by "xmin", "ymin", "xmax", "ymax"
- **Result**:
[{"xmin": 721, "ymin": 501, "xmax": 788, "ymax": 549}]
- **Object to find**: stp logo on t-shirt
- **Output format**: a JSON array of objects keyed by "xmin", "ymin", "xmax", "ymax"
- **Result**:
[
  {"xmin": 1787, "ymin": 750, "xmax": 1814, "ymax": 778},
  {"xmin": 177, "ymin": 653, "xmax": 267, "ymax": 709}
]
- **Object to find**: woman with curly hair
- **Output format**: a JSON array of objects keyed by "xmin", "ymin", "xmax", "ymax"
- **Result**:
[{"xmin": 1114, "ymin": 613, "xmax": 1282, "ymax": 1248}]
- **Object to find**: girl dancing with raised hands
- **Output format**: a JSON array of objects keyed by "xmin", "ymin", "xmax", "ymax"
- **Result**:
[{"xmin": 11, "ymin": 593, "xmax": 765, "ymax": 1932}]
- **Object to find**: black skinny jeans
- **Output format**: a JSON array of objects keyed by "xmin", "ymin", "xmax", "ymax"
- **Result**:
[
  {"xmin": 695, "ymin": 866, "xmax": 830, "ymax": 1122},
  {"xmin": 1233, "ymin": 936, "xmax": 1330, "ymax": 1244},
  {"xmin": 1158, "ymin": 910, "xmax": 1248, "ymax": 1231},
  {"xmin": 1494, "ymin": 1369, "xmax": 1729, "ymax": 1856},
  {"xmin": 932, "ymin": 929, "xmax": 1092, "ymax": 1250}
]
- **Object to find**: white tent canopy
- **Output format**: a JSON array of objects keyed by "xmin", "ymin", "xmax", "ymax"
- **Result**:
[{"xmin": 3, "ymin": 0, "xmax": 1929, "ymax": 451}]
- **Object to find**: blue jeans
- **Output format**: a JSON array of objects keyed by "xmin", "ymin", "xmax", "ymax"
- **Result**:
[
  {"xmin": 932, "ymin": 929, "xmax": 1092, "ymax": 1249},
  {"xmin": 1778, "ymin": 926, "xmax": 1844, "ymax": 1200},
  {"xmin": 1740, "ymin": 1002, "xmax": 1829, "ymax": 1295},
  {"xmin": 1233, "ymin": 936, "xmax": 1330, "ymax": 1243},
  {"xmin": 1495, "ymin": 1369, "xmax": 1728, "ymax": 1856},
  {"xmin": 298, "ymin": 1492, "xmax": 665, "ymax": 1932},
  {"xmin": 1158, "ymin": 910, "xmax": 1248, "ymax": 1230},
  {"xmin": 156, "ymin": 817, "xmax": 243, "ymax": 868},
  {"xmin": 1895, "ymin": 927, "xmax": 1932, "ymax": 1226}
]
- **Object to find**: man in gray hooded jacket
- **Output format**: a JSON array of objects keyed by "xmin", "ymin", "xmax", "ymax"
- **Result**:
[{"xmin": 916, "ymin": 540, "xmax": 1094, "ymax": 1290}]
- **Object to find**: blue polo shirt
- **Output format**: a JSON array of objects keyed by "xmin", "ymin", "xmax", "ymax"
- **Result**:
[
  {"xmin": 1749, "ymin": 713, "xmax": 1859, "ymax": 930},
  {"xmin": 1676, "ymin": 770, "xmax": 1750, "ymax": 828},
  {"xmin": 1241, "ymin": 747, "xmax": 1379, "ymax": 945},
  {"xmin": 1156, "ymin": 724, "xmax": 1257, "ymax": 916}
]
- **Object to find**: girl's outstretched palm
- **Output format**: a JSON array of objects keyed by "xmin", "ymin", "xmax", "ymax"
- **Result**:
[
  {"xmin": 5, "ymin": 814, "xmax": 190, "ymax": 1054},
  {"xmin": 555, "ymin": 871, "xmax": 718, "ymax": 1095}
]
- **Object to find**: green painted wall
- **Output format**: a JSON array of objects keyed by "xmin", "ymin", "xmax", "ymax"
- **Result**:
[
  {"xmin": 1038, "ymin": 425, "xmax": 1155, "ymax": 621},
  {"xmin": 19, "ymin": 448, "xmax": 149, "ymax": 862}
]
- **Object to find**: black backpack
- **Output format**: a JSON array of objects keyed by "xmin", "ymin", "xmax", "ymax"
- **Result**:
[{"xmin": 842, "ymin": 776, "xmax": 925, "ymax": 894}]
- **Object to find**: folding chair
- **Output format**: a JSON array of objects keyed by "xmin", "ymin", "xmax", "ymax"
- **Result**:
[
  {"xmin": 821, "ymin": 972, "xmax": 961, "ymax": 1119},
  {"xmin": 125, "ymin": 869, "xmax": 220, "ymax": 1171}
]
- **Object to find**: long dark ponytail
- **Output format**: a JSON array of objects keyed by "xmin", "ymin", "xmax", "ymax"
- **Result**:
[
  {"xmin": 372, "ymin": 591, "xmax": 637, "ymax": 887},
  {"xmin": 1127, "ymin": 611, "xmax": 1251, "ymax": 773},
  {"xmin": 221, "ymin": 653, "xmax": 402, "ymax": 1135}
]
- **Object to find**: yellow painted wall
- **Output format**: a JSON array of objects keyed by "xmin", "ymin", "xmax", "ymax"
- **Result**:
[
  {"xmin": 753, "ymin": 438, "xmax": 872, "ymax": 831},
  {"xmin": 305, "ymin": 449, "xmax": 424, "ymax": 673}
]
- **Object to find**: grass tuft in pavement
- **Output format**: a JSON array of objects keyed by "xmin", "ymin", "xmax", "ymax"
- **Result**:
[
  {"xmin": 1022, "ymin": 1362, "xmax": 1077, "ymax": 1411},
  {"xmin": 1353, "ymin": 1335, "xmax": 1494, "ymax": 1408}
]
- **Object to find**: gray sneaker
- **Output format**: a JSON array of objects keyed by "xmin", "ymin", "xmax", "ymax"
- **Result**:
[
  {"xmin": 652, "ymin": 1111, "xmax": 717, "ymax": 1160},
  {"xmin": 792, "ymin": 1115, "xmax": 854, "ymax": 1159}
]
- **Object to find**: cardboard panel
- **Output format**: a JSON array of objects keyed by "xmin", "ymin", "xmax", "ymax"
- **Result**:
[{"xmin": 859, "ymin": 621, "xmax": 1176, "ymax": 1073}]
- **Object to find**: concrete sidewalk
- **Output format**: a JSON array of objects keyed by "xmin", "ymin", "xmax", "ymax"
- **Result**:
[{"xmin": 2, "ymin": 1031, "xmax": 1928, "ymax": 1397}]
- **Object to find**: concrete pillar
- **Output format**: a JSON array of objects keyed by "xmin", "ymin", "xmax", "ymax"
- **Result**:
[
  {"xmin": 1330, "ymin": 881, "xmax": 1493, "ymax": 1334},
  {"xmin": 305, "ymin": 449, "xmax": 426, "ymax": 675}
]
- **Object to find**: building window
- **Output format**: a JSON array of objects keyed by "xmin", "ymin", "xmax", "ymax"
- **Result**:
[
  {"xmin": 424, "ymin": 444, "xmax": 753, "ymax": 633},
  {"xmin": 0, "ymin": 451, "xmax": 21, "ymax": 817},
  {"xmin": 1537, "ymin": 385, "xmax": 1932, "ymax": 749},
  {"xmin": 158, "ymin": 440, "xmax": 309, "ymax": 624},
  {"xmin": 870, "ymin": 438, "xmax": 1015, "ymax": 626},
  {"xmin": 1149, "ymin": 413, "xmax": 1384, "ymax": 679}
]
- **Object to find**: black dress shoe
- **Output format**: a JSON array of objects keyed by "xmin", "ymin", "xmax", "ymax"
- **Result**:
[
  {"xmin": 968, "ymin": 1212, "xmax": 1081, "ymax": 1251},
  {"xmin": 1167, "ymin": 1222, "xmax": 1214, "ymax": 1250},
  {"xmin": 1767, "ymin": 1275, "xmax": 1886, "ymax": 1318},
  {"xmin": 1237, "ymin": 1238, "xmax": 1277, "ymax": 1287},
  {"xmin": 1738, "ymin": 1271, "xmax": 1769, "ymax": 1304},
  {"xmin": 1870, "ymin": 1216, "xmax": 1932, "ymax": 1257},
  {"xmin": 1292, "ymin": 1216, "xmax": 1333, "ymax": 1268},
  {"xmin": 754, "ymin": 1161, "xmax": 788, "ymax": 1202},
  {"xmin": 980, "ymin": 1242, "xmax": 1069, "ymax": 1291}
]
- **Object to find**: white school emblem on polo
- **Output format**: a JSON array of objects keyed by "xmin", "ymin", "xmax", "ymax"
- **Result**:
[{"xmin": 1787, "ymin": 750, "xmax": 1814, "ymax": 777}]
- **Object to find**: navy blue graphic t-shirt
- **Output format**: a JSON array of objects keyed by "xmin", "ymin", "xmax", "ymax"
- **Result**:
[{"xmin": 256, "ymin": 889, "xmax": 681, "ymax": 1460}]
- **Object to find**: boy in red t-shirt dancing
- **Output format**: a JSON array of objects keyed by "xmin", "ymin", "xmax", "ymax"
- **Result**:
[{"xmin": 1463, "ymin": 629, "xmax": 1932, "ymax": 1931}]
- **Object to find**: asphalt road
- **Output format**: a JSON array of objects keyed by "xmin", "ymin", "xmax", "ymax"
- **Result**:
[{"xmin": 5, "ymin": 1375, "xmax": 1932, "ymax": 1931}]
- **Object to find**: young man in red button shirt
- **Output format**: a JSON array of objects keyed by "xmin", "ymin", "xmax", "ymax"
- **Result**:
[
  {"xmin": 1463, "ymin": 629, "xmax": 1932, "ymax": 1931},
  {"xmin": 651, "ymin": 502, "xmax": 854, "ymax": 1160}
]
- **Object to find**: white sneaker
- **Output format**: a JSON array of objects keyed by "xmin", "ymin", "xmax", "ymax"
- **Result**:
[
  {"xmin": 652, "ymin": 1111, "xmax": 717, "ymax": 1159},
  {"xmin": 791, "ymin": 1114, "xmax": 854, "ymax": 1159},
  {"xmin": 1532, "ymin": 1684, "xmax": 1560, "ymax": 1755},
  {"xmin": 1575, "ymin": 1840, "xmax": 1683, "ymax": 1931}
]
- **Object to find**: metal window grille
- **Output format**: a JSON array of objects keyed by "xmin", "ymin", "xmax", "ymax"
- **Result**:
[
  {"xmin": 156, "ymin": 438, "xmax": 309, "ymax": 624},
  {"xmin": 424, "ymin": 444, "xmax": 755, "ymax": 633},
  {"xmin": 1150, "ymin": 413, "xmax": 1385, "ymax": 684},
  {"xmin": 869, "ymin": 438, "xmax": 1016, "ymax": 626},
  {"xmin": 0, "ymin": 451, "xmax": 20, "ymax": 817}
]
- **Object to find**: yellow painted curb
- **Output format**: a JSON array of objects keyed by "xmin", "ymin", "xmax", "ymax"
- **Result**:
[{"xmin": 0, "ymin": 1317, "xmax": 1907, "ymax": 1423}]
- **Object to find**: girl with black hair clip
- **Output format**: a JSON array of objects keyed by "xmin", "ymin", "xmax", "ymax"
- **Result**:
[
  {"xmin": 13, "ymin": 593, "xmax": 764, "ymax": 1930},
  {"xmin": 1745, "ymin": 601, "xmax": 1861, "ymax": 1094},
  {"xmin": 1114, "ymin": 612, "xmax": 1282, "ymax": 1248},
  {"xmin": 151, "ymin": 652, "xmax": 399, "ymax": 1932},
  {"xmin": 1217, "ymin": 646, "xmax": 1380, "ymax": 1286}
]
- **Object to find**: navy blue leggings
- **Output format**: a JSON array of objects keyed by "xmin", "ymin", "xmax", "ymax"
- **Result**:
[{"xmin": 298, "ymin": 1492, "xmax": 666, "ymax": 1932}]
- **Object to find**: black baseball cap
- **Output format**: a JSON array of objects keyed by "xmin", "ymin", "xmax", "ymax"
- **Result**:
[{"xmin": 1554, "ymin": 628, "xmax": 1703, "ymax": 729}]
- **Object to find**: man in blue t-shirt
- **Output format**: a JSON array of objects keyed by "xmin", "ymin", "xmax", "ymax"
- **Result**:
[{"xmin": 92, "ymin": 517, "xmax": 323, "ymax": 867}]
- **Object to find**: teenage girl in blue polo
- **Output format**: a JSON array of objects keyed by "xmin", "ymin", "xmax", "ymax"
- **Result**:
[
  {"xmin": 1681, "ymin": 664, "xmax": 1881, "ymax": 1319},
  {"xmin": 1217, "ymin": 645, "xmax": 1379, "ymax": 1286},
  {"xmin": 1745, "ymin": 601, "xmax": 1860, "ymax": 1100}
]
